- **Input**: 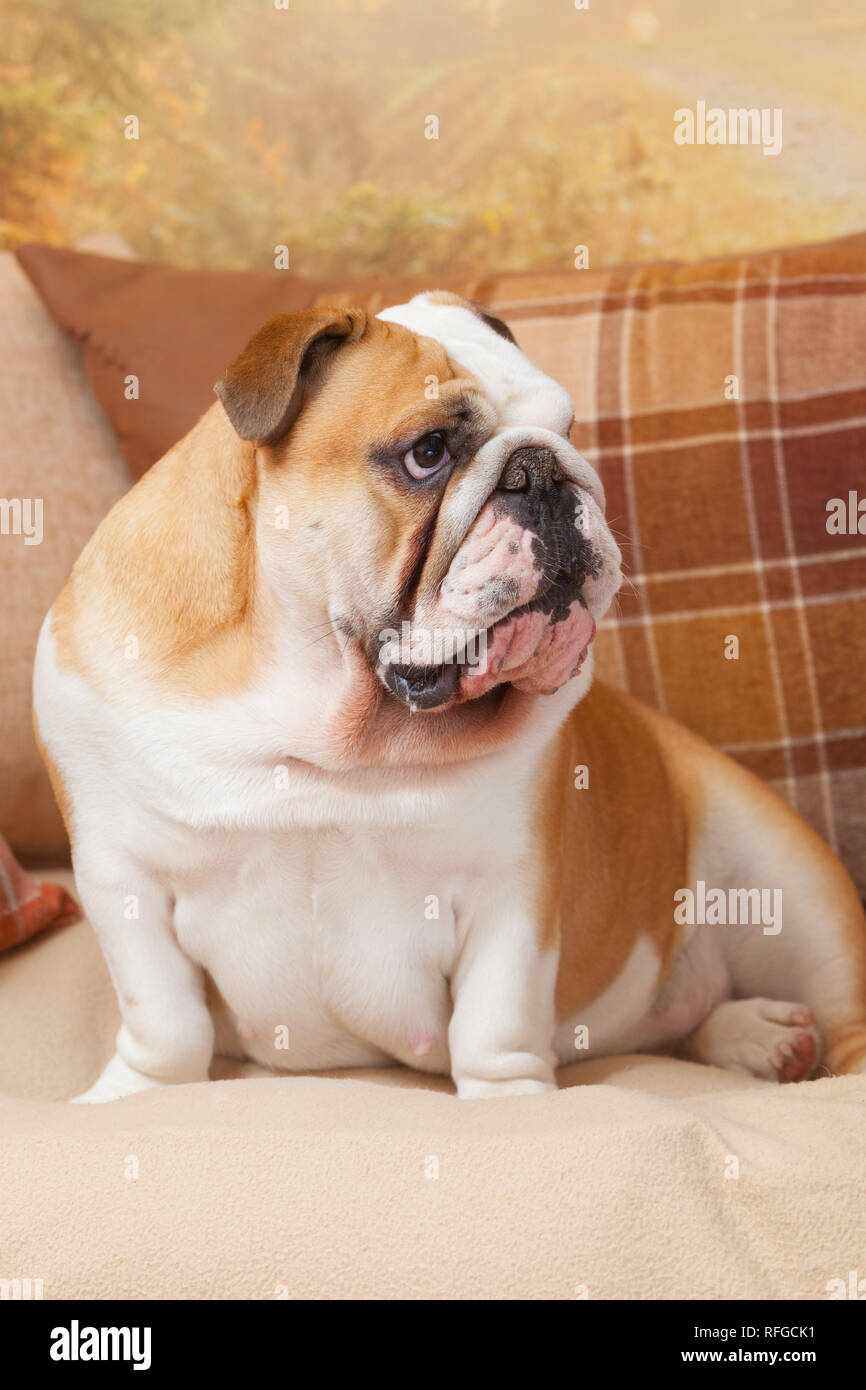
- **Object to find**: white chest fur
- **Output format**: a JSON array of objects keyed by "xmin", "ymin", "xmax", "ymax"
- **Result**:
[
  {"xmin": 169, "ymin": 819, "xmax": 465, "ymax": 1073},
  {"xmin": 34, "ymin": 618, "xmax": 563, "ymax": 1081}
]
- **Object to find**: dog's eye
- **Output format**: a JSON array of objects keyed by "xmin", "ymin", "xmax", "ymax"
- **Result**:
[{"xmin": 403, "ymin": 431, "xmax": 451, "ymax": 480}]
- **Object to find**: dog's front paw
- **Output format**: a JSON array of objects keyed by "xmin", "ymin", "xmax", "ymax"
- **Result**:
[
  {"xmin": 71, "ymin": 1052, "xmax": 167, "ymax": 1104},
  {"xmin": 456, "ymin": 1076, "xmax": 557, "ymax": 1100}
]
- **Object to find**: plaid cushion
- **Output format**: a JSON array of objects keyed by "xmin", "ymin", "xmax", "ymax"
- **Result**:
[
  {"xmin": 487, "ymin": 238, "xmax": 866, "ymax": 895},
  {"xmin": 320, "ymin": 236, "xmax": 866, "ymax": 893}
]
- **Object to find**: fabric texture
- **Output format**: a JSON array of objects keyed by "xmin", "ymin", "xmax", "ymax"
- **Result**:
[
  {"xmin": 0, "ymin": 871, "xmax": 863, "ymax": 1301},
  {"xmin": 10, "ymin": 237, "xmax": 866, "ymax": 889},
  {"xmin": 0, "ymin": 838, "xmax": 78, "ymax": 952},
  {"xmin": 0, "ymin": 252, "xmax": 130, "ymax": 863}
]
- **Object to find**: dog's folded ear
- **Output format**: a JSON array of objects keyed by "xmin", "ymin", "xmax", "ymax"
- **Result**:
[{"xmin": 215, "ymin": 307, "xmax": 367, "ymax": 446}]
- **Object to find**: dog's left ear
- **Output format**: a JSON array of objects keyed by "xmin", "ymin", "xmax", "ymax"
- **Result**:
[
  {"xmin": 215, "ymin": 307, "xmax": 367, "ymax": 446},
  {"xmin": 473, "ymin": 306, "xmax": 518, "ymax": 346}
]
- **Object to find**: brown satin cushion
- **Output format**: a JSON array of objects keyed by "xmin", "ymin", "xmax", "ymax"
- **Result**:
[{"xmin": 15, "ymin": 246, "xmax": 324, "ymax": 481}]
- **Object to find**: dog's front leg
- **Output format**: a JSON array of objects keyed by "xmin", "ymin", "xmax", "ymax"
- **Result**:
[
  {"xmin": 449, "ymin": 900, "xmax": 558, "ymax": 1099},
  {"xmin": 71, "ymin": 859, "xmax": 214, "ymax": 1103}
]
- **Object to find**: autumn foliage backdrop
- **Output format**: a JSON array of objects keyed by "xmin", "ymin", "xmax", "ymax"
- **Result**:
[{"xmin": 2, "ymin": 0, "xmax": 865, "ymax": 276}]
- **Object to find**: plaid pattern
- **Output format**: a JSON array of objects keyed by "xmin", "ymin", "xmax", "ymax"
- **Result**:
[
  {"xmin": 484, "ymin": 239, "xmax": 866, "ymax": 895},
  {"xmin": 320, "ymin": 236, "xmax": 866, "ymax": 893}
]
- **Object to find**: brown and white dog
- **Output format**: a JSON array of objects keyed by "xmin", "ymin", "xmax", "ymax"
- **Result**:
[{"xmin": 33, "ymin": 291, "xmax": 866, "ymax": 1102}]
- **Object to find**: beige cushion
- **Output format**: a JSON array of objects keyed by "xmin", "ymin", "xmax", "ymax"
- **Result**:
[
  {"xmin": 1, "ymin": 870, "xmax": 864, "ymax": 1300},
  {"xmin": 0, "ymin": 253, "xmax": 128, "ymax": 861}
]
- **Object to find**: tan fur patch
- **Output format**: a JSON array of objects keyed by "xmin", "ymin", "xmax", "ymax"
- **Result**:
[
  {"xmin": 654, "ymin": 699, "xmax": 866, "ymax": 1039},
  {"xmin": 51, "ymin": 404, "xmax": 269, "ymax": 704},
  {"xmin": 49, "ymin": 314, "xmax": 482, "ymax": 712},
  {"xmin": 257, "ymin": 316, "xmax": 483, "ymax": 636},
  {"xmin": 823, "ymin": 1026, "xmax": 866, "ymax": 1075},
  {"xmin": 526, "ymin": 682, "xmax": 690, "ymax": 1019},
  {"xmin": 425, "ymin": 291, "xmax": 476, "ymax": 309},
  {"xmin": 538, "ymin": 682, "xmax": 866, "ymax": 1034}
]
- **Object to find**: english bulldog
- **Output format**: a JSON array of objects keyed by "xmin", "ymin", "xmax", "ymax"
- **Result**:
[{"xmin": 33, "ymin": 291, "xmax": 866, "ymax": 1102}]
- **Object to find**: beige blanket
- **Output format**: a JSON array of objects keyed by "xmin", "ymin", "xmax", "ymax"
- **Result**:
[{"xmin": 1, "ymin": 871, "xmax": 863, "ymax": 1300}]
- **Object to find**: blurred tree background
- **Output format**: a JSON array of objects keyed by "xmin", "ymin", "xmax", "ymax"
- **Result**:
[{"xmin": 2, "ymin": 0, "xmax": 865, "ymax": 274}]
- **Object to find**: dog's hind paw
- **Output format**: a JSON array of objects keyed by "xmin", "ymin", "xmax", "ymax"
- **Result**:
[{"xmin": 682, "ymin": 997, "xmax": 819, "ymax": 1083}]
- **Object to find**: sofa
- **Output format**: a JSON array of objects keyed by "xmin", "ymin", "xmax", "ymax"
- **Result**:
[{"xmin": 1, "ymin": 238, "xmax": 865, "ymax": 1299}]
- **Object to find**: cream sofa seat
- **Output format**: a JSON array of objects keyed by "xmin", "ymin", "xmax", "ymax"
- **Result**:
[{"xmin": 0, "ymin": 873, "xmax": 864, "ymax": 1300}]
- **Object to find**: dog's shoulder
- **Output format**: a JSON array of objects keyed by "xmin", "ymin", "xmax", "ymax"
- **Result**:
[{"xmin": 47, "ymin": 404, "xmax": 266, "ymax": 702}]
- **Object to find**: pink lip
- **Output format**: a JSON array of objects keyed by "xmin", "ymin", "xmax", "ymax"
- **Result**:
[{"xmin": 457, "ymin": 599, "xmax": 596, "ymax": 701}]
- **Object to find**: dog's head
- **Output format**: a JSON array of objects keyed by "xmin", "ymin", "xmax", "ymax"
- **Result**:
[{"xmin": 216, "ymin": 292, "xmax": 621, "ymax": 764}]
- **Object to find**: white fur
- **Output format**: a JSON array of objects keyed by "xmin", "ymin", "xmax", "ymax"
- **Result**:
[
  {"xmin": 35, "ymin": 605, "xmax": 593, "ymax": 1099},
  {"xmin": 378, "ymin": 296, "xmax": 576, "ymax": 438}
]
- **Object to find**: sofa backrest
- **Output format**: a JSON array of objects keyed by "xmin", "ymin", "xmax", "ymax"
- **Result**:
[{"xmin": 0, "ymin": 252, "xmax": 129, "ymax": 861}]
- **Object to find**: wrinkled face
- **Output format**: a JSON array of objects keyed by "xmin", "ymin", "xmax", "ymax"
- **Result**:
[
  {"xmin": 223, "ymin": 293, "xmax": 622, "ymax": 763},
  {"xmin": 374, "ymin": 294, "xmax": 621, "ymax": 713}
]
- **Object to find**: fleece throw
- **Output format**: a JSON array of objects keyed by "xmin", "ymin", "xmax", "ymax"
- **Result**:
[{"xmin": 0, "ymin": 870, "xmax": 864, "ymax": 1301}]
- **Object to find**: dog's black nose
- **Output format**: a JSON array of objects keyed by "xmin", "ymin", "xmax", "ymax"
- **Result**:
[{"xmin": 499, "ymin": 446, "xmax": 562, "ymax": 494}]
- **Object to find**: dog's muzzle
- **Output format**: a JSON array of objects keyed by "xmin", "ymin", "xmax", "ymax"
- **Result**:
[{"xmin": 379, "ymin": 430, "xmax": 621, "ymax": 711}]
